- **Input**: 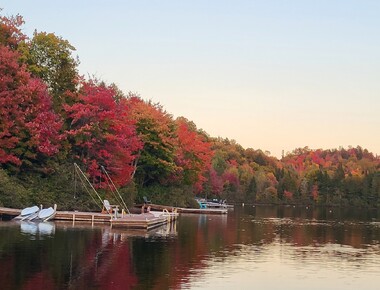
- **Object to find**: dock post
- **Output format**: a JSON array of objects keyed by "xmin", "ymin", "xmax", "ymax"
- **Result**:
[{"xmin": 91, "ymin": 215, "xmax": 94, "ymax": 226}]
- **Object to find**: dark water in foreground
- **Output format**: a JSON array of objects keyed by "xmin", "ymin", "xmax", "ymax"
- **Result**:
[{"xmin": 1, "ymin": 206, "xmax": 380, "ymax": 289}]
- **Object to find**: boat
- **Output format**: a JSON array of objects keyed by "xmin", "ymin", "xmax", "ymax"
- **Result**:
[
  {"xmin": 196, "ymin": 198, "xmax": 234, "ymax": 210},
  {"xmin": 30, "ymin": 204, "xmax": 57, "ymax": 222},
  {"xmin": 13, "ymin": 205, "xmax": 40, "ymax": 221}
]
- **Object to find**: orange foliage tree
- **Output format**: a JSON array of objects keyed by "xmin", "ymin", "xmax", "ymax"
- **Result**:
[
  {"xmin": 174, "ymin": 117, "xmax": 214, "ymax": 193},
  {"xmin": 128, "ymin": 96, "xmax": 178, "ymax": 186}
]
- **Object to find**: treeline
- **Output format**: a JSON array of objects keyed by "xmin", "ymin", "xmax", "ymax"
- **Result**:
[
  {"xmin": 0, "ymin": 13, "xmax": 379, "ymax": 209},
  {"xmin": 209, "ymin": 141, "xmax": 380, "ymax": 207}
]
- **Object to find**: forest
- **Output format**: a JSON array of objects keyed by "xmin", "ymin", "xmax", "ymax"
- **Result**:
[{"xmin": 0, "ymin": 13, "xmax": 379, "ymax": 210}]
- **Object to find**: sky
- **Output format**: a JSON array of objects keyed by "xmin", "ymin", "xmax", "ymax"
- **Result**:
[{"xmin": 2, "ymin": 0, "xmax": 380, "ymax": 158}]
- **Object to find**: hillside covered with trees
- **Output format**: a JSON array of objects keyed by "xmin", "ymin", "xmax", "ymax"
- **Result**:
[{"xmin": 0, "ymin": 13, "xmax": 379, "ymax": 210}]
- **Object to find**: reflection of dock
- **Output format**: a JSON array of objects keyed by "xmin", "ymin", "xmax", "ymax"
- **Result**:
[
  {"xmin": 54, "ymin": 220, "xmax": 178, "ymax": 239},
  {"xmin": 0, "ymin": 219, "xmax": 178, "ymax": 239},
  {"xmin": 0, "ymin": 207, "xmax": 178, "ymax": 230}
]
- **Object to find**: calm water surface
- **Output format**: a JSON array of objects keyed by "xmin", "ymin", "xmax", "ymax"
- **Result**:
[{"xmin": 1, "ymin": 206, "xmax": 380, "ymax": 289}]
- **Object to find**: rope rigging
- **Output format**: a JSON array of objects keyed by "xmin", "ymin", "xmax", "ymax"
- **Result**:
[
  {"xmin": 73, "ymin": 163, "xmax": 113, "ymax": 217},
  {"xmin": 101, "ymin": 166, "xmax": 131, "ymax": 215}
]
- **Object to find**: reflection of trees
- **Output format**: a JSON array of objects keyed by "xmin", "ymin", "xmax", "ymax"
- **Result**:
[
  {"xmin": 67, "ymin": 231, "xmax": 137, "ymax": 290},
  {"xmin": 1, "ymin": 207, "xmax": 380, "ymax": 289},
  {"xmin": 0, "ymin": 224, "xmax": 86, "ymax": 289},
  {"xmin": 129, "ymin": 206, "xmax": 380, "ymax": 288},
  {"xmin": 130, "ymin": 215, "xmax": 230, "ymax": 289},
  {"xmin": 236, "ymin": 206, "xmax": 380, "ymax": 249},
  {"xmin": 0, "ymin": 224, "xmax": 138, "ymax": 289}
]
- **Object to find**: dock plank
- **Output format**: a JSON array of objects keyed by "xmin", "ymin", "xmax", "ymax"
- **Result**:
[{"xmin": 0, "ymin": 207, "xmax": 21, "ymax": 216}]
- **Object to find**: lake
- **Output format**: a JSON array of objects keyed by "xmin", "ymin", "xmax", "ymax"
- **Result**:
[{"xmin": 1, "ymin": 205, "xmax": 380, "ymax": 289}]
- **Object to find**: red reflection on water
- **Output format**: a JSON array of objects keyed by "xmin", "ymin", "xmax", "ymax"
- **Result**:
[
  {"xmin": 98, "ymin": 240, "xmax": 138, "ymax": 289},
  {"xmin": 69, "ymin": 232, "xmax": 138, "ymax": 289},
  {"xmin": 22, "ymin": 271, "xmax": 55, "ymax": 290}
]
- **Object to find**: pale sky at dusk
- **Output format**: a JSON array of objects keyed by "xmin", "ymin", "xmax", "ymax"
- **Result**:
[{"xmin": 2, "ymin": 0, "xmax": 379, "ymax": 158}]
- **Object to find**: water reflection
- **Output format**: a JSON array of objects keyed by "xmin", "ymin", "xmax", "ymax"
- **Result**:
[
  {"xmin": 19, "ymin": 221, "xmax": 55, "ymax": 237},
  {"xmin": 0, "ymin": 206, "xmax": 380, "ymax": 289},
  {"xmin": 185, "ymin": 241, "xmax": 380, "ymax": 290}
]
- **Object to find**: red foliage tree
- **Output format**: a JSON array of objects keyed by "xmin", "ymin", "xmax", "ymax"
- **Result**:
[
  {"xmin": 210, "ymin": 167, "xmax": 224, "ymax": 195},
  {"xmin": 284, "ymin": 190, "xmax": 293, "ymax": 200},
  {"xmin": 0, "ymin": 13, "xmax": 26, "ymax": 50},
  {"xmin": 174, "ymin": 118, "xmax": 214, "ymax": 192},
  {"xmin": 311, "ymin": 184, "xmax": 319, "ymax": 201},
  {"xmin": 64, "ymin": 80, "xmax": 142, "ymax": 186},
  {"xmin": 0, "ymin": 45, "xmax": 62, "ymax": 167}
]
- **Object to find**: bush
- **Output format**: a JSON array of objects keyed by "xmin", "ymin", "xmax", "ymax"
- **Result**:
[{"xmin": 0, "ymin": 169, "xmax": 29, "ymax": 208}]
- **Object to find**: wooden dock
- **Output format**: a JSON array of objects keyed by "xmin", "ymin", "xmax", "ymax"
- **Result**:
[
  {"xmin": 0, "ymin": 207, "xmax": 177, "ymax": 230},
  {"xmin": 137, "ymin": 203, "xmax": 228, "ymax": 215},
  {"xmin": 57, "ymin": 210, "xmax": 178, "ymax": 229},
  {"xmin": 111, "ymin": 214, "xmax": 168, "ymax": 230},
  {"xmin": 0, "ymin": 207, "xmax": 21, "ymax": 216},
  {"xmin": 178, "ymin": 207, "xmax": 228, "ymax": 214},
  {"xmin": 55, "ymin": 210, "xmax": 111, "ymax": 223}
]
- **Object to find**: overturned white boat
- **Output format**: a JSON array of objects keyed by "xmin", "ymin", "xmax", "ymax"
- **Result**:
[
  {"xmin": 31, "ymin": 204, "xmax": 57, "ymax": 222},
  {"xmin": 13, "ymin": 205, "xmax": 40, "ymax": 221}
]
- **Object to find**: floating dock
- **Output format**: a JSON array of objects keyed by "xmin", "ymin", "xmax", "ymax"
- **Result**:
[
  {"xmin": 111, "ymin": 214, "xmax": 171, "ymax": 230},
  {"xmin": 178, "ymin": 207, "xmax": 227, "ymax": 214},
  {"xmin": 0, "ymin": 207, "xmax": 177, "ymax": 230},
  {"xmin": 55, "ymin": 210, "xmax": 111, "ymax": 223},
  {"xmin": 56, "ymin": 210, "xmax": 178, "ymax": 230},
  {"xmin": 136, "ymin": 204, "xmax": 228, "ymax": 215}
]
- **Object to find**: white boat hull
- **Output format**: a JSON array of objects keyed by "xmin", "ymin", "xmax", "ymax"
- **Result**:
[{"xmin": 13, "ymin": 205, "xmax": 40, "ymax": 221}]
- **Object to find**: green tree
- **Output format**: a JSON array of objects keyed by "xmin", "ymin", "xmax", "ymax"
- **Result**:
[
  {"xmin": 129, "ymin": 96, "xmax": 177, "ymax": 187},
  {"xmin": 372, "ymin": 173, "xmax": 380, "ymax": 206},
  {"xmin": 211, "ymin": 151, "xmax": 228, "ymax": 175},
  {"xmin": 20, "ymin": 31, "xmax": 79, "ymax": 111}
]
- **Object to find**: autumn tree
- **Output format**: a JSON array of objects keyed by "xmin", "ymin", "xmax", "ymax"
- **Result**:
[
  {"xmin": 238, "ymin": 163, "xmax": 255, "ymax": 198},
  {"xmin": 0, "ymin": 45, "xmax": 62, "ymax": 169},
  {"xmin": 128, "ymin": 96, "xmax": 177, "ymax": 187},
  {"xmin": 174, "ymin": 117, "xmax": 213, "ymax": 193},
  {"xmin": 64, "ymin": 80, "xmax": 142, "ymax": 186},
  {"xmin": 222, "ymin": 162, "xmax": 241, "ymax": 200},
  {"xmin": 0, "ymin": 13, "xmax": 25, "ymax": 50}
]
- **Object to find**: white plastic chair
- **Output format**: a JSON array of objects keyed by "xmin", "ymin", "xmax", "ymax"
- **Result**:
[{"xmin": 102, "ymin": 200, "xmax": 119, "ymax": 217}]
